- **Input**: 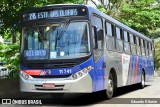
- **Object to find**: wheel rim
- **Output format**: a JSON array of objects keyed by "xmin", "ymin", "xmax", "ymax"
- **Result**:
[
  {"xmin": 108, "ymin": 79, "xmax": 113, "ymax": 95},
  {"xmin": 142, "ymin": 74, "xmax": 145, "ymax": 86}
]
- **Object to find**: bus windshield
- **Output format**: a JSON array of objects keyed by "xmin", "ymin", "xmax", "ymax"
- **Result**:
[{"xmin": 22, "ymin": 21, "xmax": 90, "ymax": 60}]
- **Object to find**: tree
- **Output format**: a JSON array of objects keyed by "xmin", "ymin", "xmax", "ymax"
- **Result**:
[
  {"xmin": 87, "ymin": 0, "xmax": 160, "ymax": 37},
  {"xmin": 119, "ymin": 0, "xmax": 160, "ymax": 37},
  {"xmin": 0, "ymin": 0, "xmax": 84, "ymax": 36},
  {"xmin": 0, "ymin": 0, "xmax": 84, "ymax": 78},
  {"xmin": 154, "ymin": 40, "xmax": 160, "ymax": 69}
]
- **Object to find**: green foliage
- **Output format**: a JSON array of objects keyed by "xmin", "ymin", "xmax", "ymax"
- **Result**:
[
  {"xmin": 154, "ymin": 41, "xmax": 160, "ymax": 69},
  {"xmin": 117, "ymin": 0, "xmax": 160, "ymax": 68},
  {"xmin": 94, "ymin": 0, "xmax": 160, "ymax": 37},
  {"xmin": 0, "ymin": 0, "xmax": 84, "ymax": 35},
  {"xmin": 119, "ymin": 0, "xmax": 160, "ymax": 36},
  {"xmin": 0, "ymin": 36, "xmax": 20, "ymax": 72},
  {"xmin": 0, "ymin": 0, "xmax": 85, "ymax": 78}
]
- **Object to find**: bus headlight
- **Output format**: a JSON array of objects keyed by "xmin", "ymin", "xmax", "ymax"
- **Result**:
[
  {"xmin": 71, "ymin": 66, "xmax": 92, "ymax": 79},
  {"xmin": 20, "ymin": 71, "xmax": 29, "ymax": 80}
]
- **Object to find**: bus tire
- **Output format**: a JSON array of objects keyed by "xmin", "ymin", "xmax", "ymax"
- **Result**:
[
  {"xmin": 139, "ymin": 72, "xmax": 145, "ymax": 89},
  {"xmin": 105, "ymin": 73, "xmax": 114, "ymax": 99},
  {"xmin": 51, "ymin": 93, "xmax": 64, "ymax": 98}
]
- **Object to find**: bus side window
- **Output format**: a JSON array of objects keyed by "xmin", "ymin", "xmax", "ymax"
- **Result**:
[
  {"xmin": 124, "ymin": 31, "xmax": 131, "ymax": 54},
  {"xmin": 91, "ymin": 15, "xmax": 103, "ymax": 50},
  {"xmin": 141, "ymin": 39, "xmax": 145, "ymax": 56},
  {"xmin": 106, "ymin": 22, "xmax": 113, "ymax": 36},
  {"xmin": 142, "ymin": 39, "xmax": 146, "ymax": 56},
  {"xmin": 136, "ymin": 36, "xmax": 141, "ymax": 55},
  {"xmin": 146, "ymin": 41, "xmax": 149, "ymax": 56},
  {"xmin": 115, "ymin": 27, "xmax": 123, "ymax": 52},
  {"xmin": 130, "ymin": 34, "xmax": 136, "ymax": 55},
  {"xmin": 106, "ymin": 21, "xmax": 116, "ymax": 51},
  {"xmin": 92, "ymin": 26, "xmax": 103, "ymax": 50},
  {"xmin": 149, "ymin": 42, "xmax": 153, "ymax": 57},
  {"xmin": 91, "ymin": 15, "xmax": 103, "ymax": 61}
]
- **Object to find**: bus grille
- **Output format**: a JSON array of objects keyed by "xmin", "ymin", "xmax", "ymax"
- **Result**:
[
  {"xmin": 34, "ymin": 84, "xmax": 64, "ymax": 91},
  {"xmin": 27, "ymin": 62, "xmax": 76, "ymax": 69}
]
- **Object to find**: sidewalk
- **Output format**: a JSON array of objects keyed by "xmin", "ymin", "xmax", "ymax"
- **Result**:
[{"xmin": 154, "ymin": 70, "xmax": 160, "ymax": 77}]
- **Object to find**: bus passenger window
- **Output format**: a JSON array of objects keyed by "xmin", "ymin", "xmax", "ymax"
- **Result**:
[
  {"xmin": 149, "ymin": 42, "xmax": 153, "ymax": 57},
  {"xmin": 91, "ymin": 15, "xmax": 103, "ymax": 50},
  {"xmin": 92, "ymin": 15, "xmax": 102, "ymax": 29},
  {"xmin": 124, "ymin": 31, "xmax": 131, "ymax": 54},
  {"xmin": 136, "ymin": 37, "xmax": 141, "ymax": 55},
  {"xmin": 116, "ymin": 27, "xmax": 121, "ymax": 39},
  {"xmin": 130, "ymin": 34, "xmax": 134, "ymax": 44},
  {"xmin": 141, "ymin": 39, "xmax": 146, "ymax": 56},
  {"xmin": 106, "ymin": 22, "xmax": 113, "ymax": 36},
  {"xmin": 115, "ymin": 27, "xmax": 123, "ymax": 52},
  {"xmin": 146, "ymin": 41, "xmax": 149, "ymax": 56},
  {"xmin": 130, "ymin": 34, "xmax": 136, "ymax": 55},
  {"xmin": 106, "ymin": 21, "xmax": 116, "ymax": 51},
  {"xmin": 124, "ymin": 31, "xmax": 128, "ymax": 42}
]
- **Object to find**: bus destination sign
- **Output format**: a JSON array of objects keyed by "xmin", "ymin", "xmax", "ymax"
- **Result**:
[{"xmin": 23, "ymin": 7, "xmax": 87, "ymax": 21}]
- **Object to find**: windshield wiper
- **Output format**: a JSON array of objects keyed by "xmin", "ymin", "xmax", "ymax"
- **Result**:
[
  {"xmin": 55, "ymin": 19, "xmax": 70, "ymax": 49},
  {"xmin": 57, "ymin": 19, "xmax": 70, "ymax": 40}
]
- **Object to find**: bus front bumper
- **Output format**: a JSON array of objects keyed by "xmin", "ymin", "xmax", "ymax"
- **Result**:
[{"xmin": 20, "ymin": 73, "xmax": 92, "ymax": 93}]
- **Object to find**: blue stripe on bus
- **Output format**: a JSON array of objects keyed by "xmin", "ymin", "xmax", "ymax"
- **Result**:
[{"xmin": 127, "ymin": 55, "xmax": 154, "ymax": 85}]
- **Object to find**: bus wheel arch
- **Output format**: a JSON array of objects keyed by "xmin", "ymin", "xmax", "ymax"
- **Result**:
[
  {"xmin": 105, "ymin": 68, "xmax": 117, "ymax": 99},
  {"xmin": 110, "ymin": 68, "xmax": 117, "ymax": 92}
]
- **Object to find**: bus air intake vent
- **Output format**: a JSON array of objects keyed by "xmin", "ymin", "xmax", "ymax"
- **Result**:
[{"xmin": 27, "ymin": 62, "xmax": 76, "ymax": 69}]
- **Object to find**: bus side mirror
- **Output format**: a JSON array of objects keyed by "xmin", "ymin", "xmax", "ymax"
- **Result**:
[{"xmin": 93, "ymin": 26, "xmax": 98, "ymax": 49}]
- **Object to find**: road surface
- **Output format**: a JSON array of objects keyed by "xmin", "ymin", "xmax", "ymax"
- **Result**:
[{"xmin": 1, "ymin": 77, "xmax": 160, "ymax": 107}]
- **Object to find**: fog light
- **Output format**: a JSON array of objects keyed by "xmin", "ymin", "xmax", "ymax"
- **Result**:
[
  {"xmin": 72, "ymin": 74, "xmax": 77, "ymax": 79},
  {"xmin": 24, "ymin": 74, "xmax": 29, "ymax": 80},
  {"xmin": 71, "ymin": 66, "xmax": 92, "ymax": 80},
  {"xmin": 86, "ymin": 66, "xmax": 91, "ymax": 70},
  {"xmin": 82, "ymin": 69, "xmax": 88, "ymax": 73},
  {"xmin": 21, "ymin": 71, "xmax": 29, "ymax": 80},
  {"xmin": 78, "ymin": 72, "xmax": 83, "ymax": 76}
]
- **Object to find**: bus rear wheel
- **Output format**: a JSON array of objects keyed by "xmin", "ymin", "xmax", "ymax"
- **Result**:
[
  {"xmin": 139, "ymin": 72, "xmax": 145, "ymax": 89},
  {"xmin": 105, "ymin": 73, "xmax": 114, "ymax": 99}
]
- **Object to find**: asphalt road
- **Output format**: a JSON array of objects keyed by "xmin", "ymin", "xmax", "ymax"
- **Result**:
[{"xmin": 1, "ymin": 77, "xmax": 160, "ymax": 107}]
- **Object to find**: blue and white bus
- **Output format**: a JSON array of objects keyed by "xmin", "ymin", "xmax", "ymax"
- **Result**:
[{"xmin": 20, "ymin": 4, "xmax": 154, "ymax": 99}]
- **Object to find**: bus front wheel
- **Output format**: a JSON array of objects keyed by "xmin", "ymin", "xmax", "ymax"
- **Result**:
[{"xmin": 105, "ymin": 73, "xmax": 114, "ymax": 99}]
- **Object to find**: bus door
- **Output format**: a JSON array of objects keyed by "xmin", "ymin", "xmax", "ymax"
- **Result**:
[
  {"xmin": 94, "ymin": 53, "xmax": 105, "ymax": 91},
  {"xmin": 92, "ymin": 26, "xmax": 104, "ymax": 91}
]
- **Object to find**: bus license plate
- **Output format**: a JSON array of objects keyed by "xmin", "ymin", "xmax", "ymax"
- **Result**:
[{"xmin": 43, "ymin": 83, "xmax": 55, "ymax": 88}]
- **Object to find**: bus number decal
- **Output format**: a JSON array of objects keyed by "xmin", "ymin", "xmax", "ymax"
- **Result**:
[{"xmin": 59, "ymin": 69, "xmax": 72, "ymax": 74}]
